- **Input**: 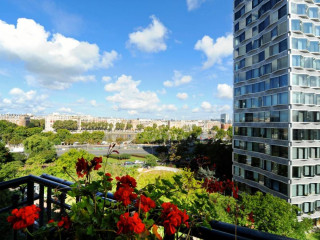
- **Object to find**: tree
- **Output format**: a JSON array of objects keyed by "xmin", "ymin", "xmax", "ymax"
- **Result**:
[
  {"xmin": 226, "ymin": 126, "xmax": 233, "ymax": 139},
  {"xmin": 215, "ymin": 129, "xmax": 226, "ymax": 140},
  {"xmin": 51, "ymin": 149, "xmax": 95, "ymax": 179},
  {"xmin": 136, "ymin": 124, "xmax": 144, "ymax": 131},
  {"xmin": 0, "ymin": 142, "xmax": 23, "ymax": 181},
  {"xmin": 23, "ymin": 135, "xmax": 55, "ymax": 155},
  {"xmin": 190, "ymin": 125, "xmax": 202, "ymax": 140},
  {"xmin": 145, "ymin": 154, "xmax": 158, "ymax": 167},
  {"xmin": 27, "ymin": 119, "xmax": 45, "ymax": 129},
  {"xmin": 241, "ymin": 192, "xmax": 313, "ymax": 239},
  {"xmin": 0, "ymin": 141, "xmax": 12, "ymax": 163},
  {"xmin": 211, "ymin": 126, "xmax": 219, "ymax": 131},
  {"xmin": 90, "ymin": 131, "xmax": 105, "ymax": 144},
  {"xmin": 0, "ymin": 161, "xmax": 23, "ymax": 181},
  {"xmin": 115, "ymin": 122, "xmax": 125, "ymax": 131},
  {"xmin": 126, "ymin": 123, "xmax": 133, "ymax": 130},
  {"xmin": 56, "ymin": 129, "xmax": 72, "ymax": 143},
  {"xmin": 53, "ymin": 120, "xmax": 78, "ymax": 131}
]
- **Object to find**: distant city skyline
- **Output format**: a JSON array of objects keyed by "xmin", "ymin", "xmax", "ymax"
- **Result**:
[{"xmin": 0, "ymin": 0, "xmax": 233, "ymax": 120}]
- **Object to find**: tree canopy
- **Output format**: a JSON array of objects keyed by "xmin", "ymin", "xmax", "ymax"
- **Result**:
[{"xmin": 53, "ymin": 120, "xmax": 78, "ymax": 131}]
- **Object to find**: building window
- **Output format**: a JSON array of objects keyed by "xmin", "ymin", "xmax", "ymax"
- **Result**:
[
  {"xmin": 292, "ymin": 167, "xmax": 301, "ymax": 178},
  {"xmin": 303, "ymin": 166, "xmax": 315, "ymax": 177},
  {"xmin": 278, "ymin": 5, "xmax": 287, "ymax": 19},
  {"xmin": 246, "ymin": 14, "xmax": 252, "ymax": 25},
  {"xmin": 291, "ymin": 19, "xmax": 301, "ymax": 31}
]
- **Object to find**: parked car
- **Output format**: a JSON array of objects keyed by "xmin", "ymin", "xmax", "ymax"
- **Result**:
[
  {"xmin": 123, "ymin": 161, "xmax": 135, "ymax": 166},
  {"xmin": 134, "ymin": 160, "xmax": 144, "ymax": 164}
]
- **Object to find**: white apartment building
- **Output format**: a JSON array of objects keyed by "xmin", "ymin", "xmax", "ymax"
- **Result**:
[{"xmin": 233, "ymin": 0, "xmax": 320, "ymax": 220}]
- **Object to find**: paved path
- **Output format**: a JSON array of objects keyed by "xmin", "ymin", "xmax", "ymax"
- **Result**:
[{"xmin": 137, "ymin": 166, "xmax": 181, "ymax": 173}]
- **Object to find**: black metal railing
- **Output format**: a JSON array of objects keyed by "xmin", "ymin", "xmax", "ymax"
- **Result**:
[{"xmin": 0, "ymin": 174, "xmax": 296, "ymax": 240}]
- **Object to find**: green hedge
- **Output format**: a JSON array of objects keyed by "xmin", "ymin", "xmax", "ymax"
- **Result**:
[
  {"xmin": 131, "ymin": 154, "xmax": 146, "ymax": 159},
  {"xmin": 108, "ymin": 153, "xmax": 131, "ymax": 160}
]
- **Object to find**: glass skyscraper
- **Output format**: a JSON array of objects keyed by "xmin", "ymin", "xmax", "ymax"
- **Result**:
[{"xmin": 233, "ymin": 0, "xmax": 320, "ymax": 220}]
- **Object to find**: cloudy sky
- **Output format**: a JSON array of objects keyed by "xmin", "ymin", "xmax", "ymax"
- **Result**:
[{"xmin": 0, "ymin": 0, "xmax": 233, "ymax": 119}]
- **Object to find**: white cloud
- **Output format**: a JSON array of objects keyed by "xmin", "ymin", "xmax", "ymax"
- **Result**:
[
  {"xmin": 128, "ymin": 110, "xmax": 138, "ymax": 115},
  {"xmin": 0, "ymin": 18, "xmax": 119, "ymax": 89},
  {"xmin": 195, "ymin": 33, "xmax": 233, "ymax": 69},
  {"xmin": 128, "ymin": 15, "xmax": 168, "ymax": 53},
  {"xmin": 163, "ymin": 71, "xmax": 192, "ymax": 87},
  {"xmin": 100, "ymin": 50, "xmax": 119, "ymax": 68},
  {"xmin": 160, "ymin": 104, "xmax": 178, "ymax": 111},
  {"xmin": 186, "ymin": 0, "xmax": 206, "ymax": 11},
  {"xmin": 102, "ymin": 76, "xmax": 112, "ymax": 82},
  {"xmin": 201, "ymin": 101, "xmax": 211, "ymax": 110},
  {"xmin": 192, "ymin": 108, "xmax": 199, "ymax": 113},
  {"xmin": 3, "ymin": 98, "xmax": 11, "ymax": 104},
  {"xmin": 200, "ymin": 101, "xmax": 231, "ymax": 113},
  {"xmin": 176, "ymin": 92, "xmax": 188, "ymax": 100},
  {"xmin": 217, "ymin": 84, "xmax": 233, "ymax": 99},
  {"xmin": 58, "ymin": 107, "xmax": 72, "ymax": 113},
  {"xmin": 0, "ymin": 88, "xmax": 48, "ymax": 113},
  {"xmin": 105, "ymin": 74, "xmax": 160, "ymax": 112},
  {"xmin": 90, "ymin": 100, "xmax": 97, "ymax": 106}
]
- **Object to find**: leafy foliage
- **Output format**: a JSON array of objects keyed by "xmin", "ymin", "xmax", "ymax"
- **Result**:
[
  {"xmin": 23, "ymin": 135, "xmax": 55, "ymax": 155},
  {"xmin": 50, "ymin": 149, "xmax": 95, "ymax": 179},
  {"xmin": 241, "ymin": 192, "xmax": 313, "ymax": 239},
  {"xmin": 145, "ymin": 154, "xmax": 158, "ymax": 167},
  {"xmin": 53, "ymin": 120, "xmax": 78, "ymax": 131},
  {"xmin": 135, "ymin": 125, "xmax": 202, "ymax": 144}
]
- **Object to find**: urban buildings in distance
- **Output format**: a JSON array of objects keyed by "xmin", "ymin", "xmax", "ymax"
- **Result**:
[
  {"xmin": 0, "ymin": 114, "xmax": 30, "ymax": 127},
  {"xmin": 0, "ymin": 113, "xmax": 230, "ymax": 133},
  {"xmin": 233, "ymin": 0, "xmax": 320, "ymax": 221}
]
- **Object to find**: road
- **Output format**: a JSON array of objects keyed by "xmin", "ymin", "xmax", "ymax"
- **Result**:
[{"xmin": 56, "ymin": 146, "xmax": 157, "ymax": 156}]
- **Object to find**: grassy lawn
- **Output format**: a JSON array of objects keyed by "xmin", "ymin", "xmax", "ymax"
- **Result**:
[
  {"xmin": 307, "ymin": 231, "xmax": 320, "ymax": 240},
  {"xmin": 135, "ymin": 170, "xmax": 177, "ymax": 189}
]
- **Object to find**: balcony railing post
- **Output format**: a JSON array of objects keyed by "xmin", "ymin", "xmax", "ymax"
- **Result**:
[
  {"xmin": 12, "ymin": 194, "xmax": 19, "ymax": 240},
  {"xmin": 27, "ymin": 181, "xmax": 34, "ymax": 240},
  {"xmin": 39, "ymin": 185, "xmax": 44, "ymax": 226},
  {"xmin": 47, "ymin": 187, "xmax": 52, "ymax": 221},
  {"xmin": 59, "ymin": 192, "xmax": 66, "ymax": 216},
  {"xmin": 27, "ymin": 181, "xmax": 34, "ymax": 205}
]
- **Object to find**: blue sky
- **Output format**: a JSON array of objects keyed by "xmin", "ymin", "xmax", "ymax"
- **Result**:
[{"xmin": 0, "ymin": 0, "xmax": 233, "ymax": 119}]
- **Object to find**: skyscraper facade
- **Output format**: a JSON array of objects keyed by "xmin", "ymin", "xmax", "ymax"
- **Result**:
[
  {"xmin": 221, "ymin": 113, "xmax": 230, "ymax": 123},
  {"xmin": 233, "ymin": 0, "xmax": 320, "ymax": 220}
]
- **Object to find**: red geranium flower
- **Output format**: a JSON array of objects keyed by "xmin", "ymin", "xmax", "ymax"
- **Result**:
[
  {"xmin": 161, "ymin": 202, "xmax": 189, "ymax": 235},
  {"xmin": 7, "ymin": 205, "xmax": 40, "ymax": 230},
  {"xmin": 117, "ymin": 212, "xmax": 145, "ymax": 235},
  {"xmin": 76, "ymin": 156, "xmax": 103, "ymax": 178},
  {"xmin": 48, "ymin": 219, "xmax": 55, "ymax": 224},
  {"xmin": 135, "ymin": 195, "xmax": 156, "ymax": 213},
  {"xmin": 114, "ymin": 186, "xmax": 137, "ymax": 206},
  {"xmin": 105, "ymin": 173, "xmax": 113, "ymax": 182},
  {"xmin": 76, "ymin": 157, "xmax": 88, "ymax": 178},
  {"xmin": 58, "ymin": 216, "xmax": 71, "ymax": 229},
  {"xmin": 116, "ymin": 175, "xmax": 137, "ymax": 189},
  {"xmin": 248, "ymin": 212, "xmax": 254, "ymax": 223},
  {"xmin": 226, "ymin": 205, "xmax": 231, "ymax": 213},
  {"xmin": 91, "ymin": 157, "xmax": 102, "ymax": 170}
]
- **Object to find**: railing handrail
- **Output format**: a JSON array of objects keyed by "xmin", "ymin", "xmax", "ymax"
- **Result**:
[{"xmin": 0, "ymin": 175, "xmax": 297, "ymax": 240}]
